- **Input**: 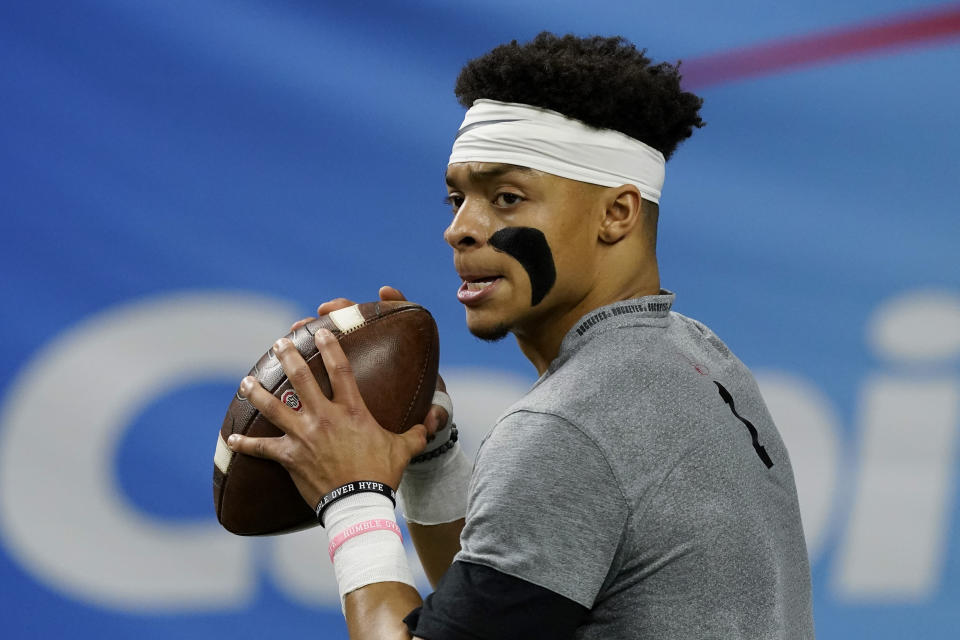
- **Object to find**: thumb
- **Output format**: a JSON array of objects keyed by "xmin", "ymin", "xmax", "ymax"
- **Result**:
[{"xmin": 399, "ymin": 424, "xmax": 428, "ymax": 459}]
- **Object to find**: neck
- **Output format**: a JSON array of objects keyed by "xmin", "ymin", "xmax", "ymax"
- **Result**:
[{"xmin": 514, "ymin": 265, "xmax": 661, "ymax": 375}]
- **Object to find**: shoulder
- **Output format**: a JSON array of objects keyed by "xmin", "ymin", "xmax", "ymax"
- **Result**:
[{"xmin": 499, "ymin": 311, "xmax": 765, "ymax": 472}]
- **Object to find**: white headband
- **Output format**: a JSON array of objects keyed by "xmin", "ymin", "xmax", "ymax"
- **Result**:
[{"xmin": 449, "ymin": 99, "xmax": 665, "ymax": 204}]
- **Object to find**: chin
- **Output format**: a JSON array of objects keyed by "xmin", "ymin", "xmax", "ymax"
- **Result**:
[{"xmin": 466, "ymin": 317, "xmax": 511, "ymax": 342}]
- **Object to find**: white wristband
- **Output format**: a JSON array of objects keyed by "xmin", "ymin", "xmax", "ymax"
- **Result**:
[
  {"xmin": 323, "ymin": 492, "xmax": 415, "ymax": 612},
  {"xmin": 398, "ymin": 440, "xmax": 473, "ymax": 525}
]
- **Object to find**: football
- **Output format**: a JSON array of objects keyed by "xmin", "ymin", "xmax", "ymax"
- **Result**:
[{"xmin": 213, "ymin": 300, "xmax": 439, "ymax": 536}]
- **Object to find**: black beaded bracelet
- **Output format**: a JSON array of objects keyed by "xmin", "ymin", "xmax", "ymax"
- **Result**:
[
  {"xmin": 409, "ymin": 425, "xmax": 459, "ymax": 465},
  {"xmin": 315, "ymin": 480, "xmax": 397, "ymax": 526}
]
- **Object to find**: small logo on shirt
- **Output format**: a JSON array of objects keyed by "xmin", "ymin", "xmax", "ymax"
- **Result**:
[
  {"xmin": 574, "ymin": 301, "xmax": 672, "ymax": 336},
  {"xmin": 575, "ymin": 310, "xmax": 610, "ymax": 336}
]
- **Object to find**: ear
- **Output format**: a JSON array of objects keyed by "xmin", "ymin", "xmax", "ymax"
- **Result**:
[{"xmin": 598, "ymin": 185, "xmax": 643, "ymax": 244}]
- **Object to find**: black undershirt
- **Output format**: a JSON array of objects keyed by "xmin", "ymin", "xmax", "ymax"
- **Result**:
[{"xmin": 403, "ymin": 560, "xmax": 588, "ymax": 640}]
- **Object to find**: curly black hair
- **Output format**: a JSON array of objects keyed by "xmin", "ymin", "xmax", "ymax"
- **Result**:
[{"xmin": 455, "ymin": 32, "xmax": 704, "ymax": 160}]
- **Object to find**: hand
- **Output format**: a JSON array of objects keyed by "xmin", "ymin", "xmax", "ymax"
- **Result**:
[
  {"xmin": 226, "ymin": 328, "xmax": 428, "ymax": 508},
  {"xmin": 290, "ymin": 286, "xmax": 451, "ymax": 439}
]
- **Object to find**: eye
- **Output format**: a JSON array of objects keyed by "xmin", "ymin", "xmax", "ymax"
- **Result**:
[
  {"xmin": 444, "ymin": 194, "xmax": 464, "ymax": 212},
  {"xmin": 493, "ymin": 192, "xmax": 524, "ymax": 207}
]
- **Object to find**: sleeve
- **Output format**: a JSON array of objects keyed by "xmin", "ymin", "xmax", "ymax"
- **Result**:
[
  {"xmin": 404, "ymin": 560, "xmax": 588, "ymax": 640},
  {"xmin": 455, "ymin": 410, "xmax": 628, "ymax": 608}
]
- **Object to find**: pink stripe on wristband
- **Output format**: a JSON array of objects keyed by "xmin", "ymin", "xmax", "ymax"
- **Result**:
[{"xmin": 328, "ymin": 518, "xmax": 403, "ymax": 562}]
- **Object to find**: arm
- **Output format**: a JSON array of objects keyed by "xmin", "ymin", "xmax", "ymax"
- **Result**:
[
  {"xmin": 398, "ymin": 398, "xmax": 472, "ymax": 587},
  {"xmin": 345, "ymin": 582, "xmax": 423, "ymax": 640},
  {"xmin": 407, "ymin": 519, "xmax": 465, "ymax": 587}
]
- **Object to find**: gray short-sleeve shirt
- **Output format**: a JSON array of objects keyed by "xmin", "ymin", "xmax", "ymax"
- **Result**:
[{"xmin": 456, "ymin": 292, "xmax": 815, "ymax": 639}]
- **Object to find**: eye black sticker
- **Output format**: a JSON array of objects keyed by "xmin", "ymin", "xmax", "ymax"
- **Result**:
[{"xmin": 489, "ymin": 227, "xmax": 556, "ymax": 306}]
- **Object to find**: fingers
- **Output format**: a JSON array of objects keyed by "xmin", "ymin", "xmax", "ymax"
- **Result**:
[
  {"xmin": 289, "ymin": 316, "xmax": 315, "ymax": 332},
  {"xmin": 314, "ymin": 329, "xmax": 363, "ymax": 407},
  {"xmin": 378, "ymin": 286, "xmax": 406, "ymax": 301},
  {"xmin": 272, "ymin": 338, "xmax": 329, "ymax": 413},
  {"xmin": 315, "ymin": 287, "xmax": 404, "ymax": 318},
  {"xmin": 239, "ymin": 376, "xmax": 296, "ymax": 433},
  {"xmin": 226, "ymin": 431, "xmax": 286, "ymax": 462},
  {"xmin": 316, "ymin": 297, "xmax": 356, "ymax": 316}
]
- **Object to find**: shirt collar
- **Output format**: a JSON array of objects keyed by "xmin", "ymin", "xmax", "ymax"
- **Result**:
[{"xmin": 544, "ymin": 289, "xmax": 676, "ymax": 376}]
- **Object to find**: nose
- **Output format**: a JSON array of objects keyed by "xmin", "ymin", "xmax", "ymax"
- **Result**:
[{"xmin": 444, "ymin": 197, "xmax": 491, "ymax": 250}]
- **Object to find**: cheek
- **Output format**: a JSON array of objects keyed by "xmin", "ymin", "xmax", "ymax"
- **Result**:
[
  {"xmin": 547, "ymin": 223, "xmax": 597, "ymax": 283},
  {"xmin": 545, "ymin": 194, "xmax": 601, "ymax": 267}
]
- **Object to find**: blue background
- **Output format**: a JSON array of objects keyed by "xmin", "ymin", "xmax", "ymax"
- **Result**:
[{"xmin": 2, "ymin": 1, "xmax": 959, "ymax": 637}]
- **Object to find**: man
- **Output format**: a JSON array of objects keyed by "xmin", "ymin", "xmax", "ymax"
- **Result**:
[{"xmin": 227, "ymin": 33, "xmax": 814, "ymax": 639}]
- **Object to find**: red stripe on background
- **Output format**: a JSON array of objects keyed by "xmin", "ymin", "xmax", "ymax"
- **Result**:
[{"xmin": 682, "ymin": 4, "xmax": 960, "ymax": 89}]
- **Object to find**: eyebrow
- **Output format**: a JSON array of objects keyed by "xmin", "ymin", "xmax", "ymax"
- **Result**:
[{"xmin": 444, "ymin": 163, "xmax": 537, "ymax": 187}]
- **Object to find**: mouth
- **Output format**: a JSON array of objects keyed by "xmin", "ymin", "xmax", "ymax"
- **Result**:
[{"xmin": 456, "ymin": 274, "xmax": 503, "ymax": 305}]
